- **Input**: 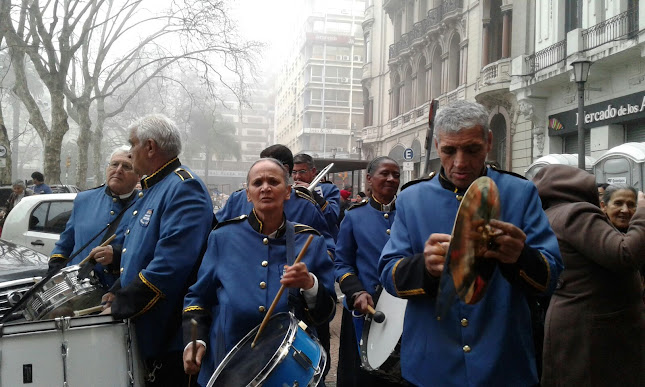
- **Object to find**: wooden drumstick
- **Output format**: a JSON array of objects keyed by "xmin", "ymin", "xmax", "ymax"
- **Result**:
[
  {"xmin": 78, "ymin": 234, "xmax": 117, "ymax": 266},
  {"xmin": 366, "ymin": 305, "xmax": 385, "ymax": 323},
  {"xmin": 251, "ymin": 234, "xmax": 314, "ymax": 348},
  {"xmin": 73, "ymin": 305, "xmax": 104, "ymax": 317},
  {"xmin": 190, "ymin": 319, "xmax": 198, "ymax": 363}
]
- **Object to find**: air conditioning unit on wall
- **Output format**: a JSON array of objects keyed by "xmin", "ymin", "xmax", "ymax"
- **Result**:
[
  {"xmin": 335, "ymin": 55, "xmax": 343, "ymax": 60},
  {"xmin": 342, "ymin": 55, "xmax": 350, "ymax": 61},
  {"xmin": 340, "ymin": 77, "xmax": 349, "ymax": 83}
]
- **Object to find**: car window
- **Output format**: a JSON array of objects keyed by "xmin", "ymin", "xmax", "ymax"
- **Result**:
[
  {"xmin": 30, "ymin": 203, "xmax": 48, "ymax": 232},
  {"xmin": 29, "ymin": 201, "xmax": 73, "ymax": 234}
]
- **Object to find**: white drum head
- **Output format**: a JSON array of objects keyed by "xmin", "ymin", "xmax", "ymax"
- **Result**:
[{"xmin": 361, "ymin": 289, "xmax": 407, "ymax": 370}]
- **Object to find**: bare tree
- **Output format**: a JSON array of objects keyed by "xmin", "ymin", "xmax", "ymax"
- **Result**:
[
  {"xmin": 0, "ymin": 0, "xmax": 107, "ymax": 184},
  {"xmin": 1, "ymin": 0, "xmax": 260, "ymax": 187}
]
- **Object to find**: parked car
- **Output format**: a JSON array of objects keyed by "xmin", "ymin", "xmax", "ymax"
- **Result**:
[
  {"xmin": 0, "ymin": 239, "xmax": 49, "ymax": 322},
  {"xmin": 1, "ymin": 193, "xmax": 76, "ymax": 255},
  {"xmin": 50, "ymin": 184, "xmax": 82, "ymax": 194}
]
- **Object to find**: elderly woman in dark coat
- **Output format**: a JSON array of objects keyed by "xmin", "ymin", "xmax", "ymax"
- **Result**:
[{"xmin": 533, "ymin": 165, "xmax": 645, "ymax": 386}]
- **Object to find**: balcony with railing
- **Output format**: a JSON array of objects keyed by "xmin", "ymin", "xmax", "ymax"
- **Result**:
[
  {"xmin": 389, "ymin": 0, "xmax": 464, "ymax": 61},
  {"xmin": 477, "ymin": 58, "xmax": 512, "ymax": 96},
  {"xmin": 582, "ymin": 7, "xmax": 639, "ymax": 50},
  {"xmin": 385, "ymin": 101, "xmax": 431, "ymax": 137},
  {"xmin": 525, "ymin": 39, "xmax": 567, "ymax": 74}
]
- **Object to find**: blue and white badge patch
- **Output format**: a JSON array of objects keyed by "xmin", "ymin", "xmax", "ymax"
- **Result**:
[
  {"xmin": 140, "ymin": 209, "xmax": 153, "ymax": 227},
  {"xmin": 314, "ymin": 186, "xmax": 323, "ymax": 197}
]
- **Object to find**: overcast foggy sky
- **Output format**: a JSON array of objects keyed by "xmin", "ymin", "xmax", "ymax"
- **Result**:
[{"xmin": 231, "ymin": 0, "xmax": 302, "ymax": 76}]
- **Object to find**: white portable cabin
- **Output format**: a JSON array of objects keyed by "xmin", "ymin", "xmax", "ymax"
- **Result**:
[
  {"xmin": 594, "ymin": 142, "xmax": 645, "ymax": 191},
  {"xmin": 524, "ymin": 154, "xmax": 596, "ymax": 180}
]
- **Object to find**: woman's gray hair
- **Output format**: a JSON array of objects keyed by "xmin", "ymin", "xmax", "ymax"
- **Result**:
[
  {"xmin": 434, "ymin": 100, "xmax": 490, "ymax": 140},
  {"xmin": 12, "ymin": 180, "xmax": 25, "ymax": 188},
  {"xmin": 128, "ymin": 114, "xmax": 182, "ymax": 157},
  {"xmin": 246, "ymin": 158, "xmax": 290, "ymax": 186},
  {"xmin": 108, "ymin": 145, "xmax": 131, "ymax": 162},
  {"xmin": 602, "ymin": 183, "xmax": 637, "ymax": 204},
  {"xmin": 367, "ymin": 156, "xmax": 400, "ymax": 175}
]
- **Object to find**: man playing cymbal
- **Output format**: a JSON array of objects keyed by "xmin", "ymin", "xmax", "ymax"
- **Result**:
[{"xmin": 378, "ymin": 100, "xmax": 562, "ymax": 386}]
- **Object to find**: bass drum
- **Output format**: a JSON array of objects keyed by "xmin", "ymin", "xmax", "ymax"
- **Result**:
[
  {"xmin": 207, "ymin": 312, "xmax": 325, "ymax": 387},
  {"xmin": 359, "ymin": 288, "xmax": 407, "ymax": 384},
  {"xmin": 22, "ymin": 265, "xmax": 105, "ymax": 321},
  {"xmin": 0, "ymin": 315, "xmax": 144, "ymax": 386}
]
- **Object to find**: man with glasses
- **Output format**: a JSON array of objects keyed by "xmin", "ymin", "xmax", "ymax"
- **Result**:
[
  {"xmin": 293, "ymin": 153, "xmax": 340, "ymax": 241},
  {"xmin": 48, "ymin": 146, "xmax": 140, "ymax": 287}
]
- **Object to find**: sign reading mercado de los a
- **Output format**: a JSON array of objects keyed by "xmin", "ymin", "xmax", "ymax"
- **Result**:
[{"xmin": 548, "ymin": 91, "xmax": 645, "ymax": 136}]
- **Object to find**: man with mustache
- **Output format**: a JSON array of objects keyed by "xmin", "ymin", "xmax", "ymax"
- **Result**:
[{"xmin": 378, "ymin": 100, "xmax": 562, "ymax": 386}]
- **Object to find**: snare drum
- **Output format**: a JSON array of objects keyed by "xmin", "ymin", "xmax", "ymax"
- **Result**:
[
  {"xmin": 360, "ymin": 288, "xmax": 407, "ymax": 384},
  {"xmin": 207, "ymin": 312, "xmax": 326, "ymax": 387},
  {"xmin": 22, "ymin": 264, "xmax": 105, "ymax": 320},
  {"xmin": 0, "ymin": 315, "xmax": 145, "ymax": 386}
]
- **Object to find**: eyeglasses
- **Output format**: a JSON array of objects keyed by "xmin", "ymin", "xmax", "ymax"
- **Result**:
[
  {"xmin": 292, "ymin": 169, "xmax": 310, "ymax": 176},
  {"xmin": 108, "ymin": 161, "xmax": 134, "ymax": 172}
]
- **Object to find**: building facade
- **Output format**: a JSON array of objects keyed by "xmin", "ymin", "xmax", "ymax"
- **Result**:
[
  {"xmin": 510, "ymin": 0, "xmax": 645, "ymax": 173},
  {"xmin": 274, "ymin": 0, "xmax": 365, "ymax": 159},
  {"xmin": 189, "ymin": 79, "xmax": 275, "ymax": 194},
  {"xmin": 364, "ymin": 0, "xmax": 645, "ymax": 180}
]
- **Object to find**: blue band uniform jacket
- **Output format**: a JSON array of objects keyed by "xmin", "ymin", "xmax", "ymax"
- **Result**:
[
  {"xmin": 335, "ymin": 197, "xmax": 395, "ymax": 306},
  {"xmin": 182, "ymin": 212, "xmax": 336, "ymax": 387},
  {"xmin": 50, "ymin": 186, "xmax": 138, "ymax": 287},
  {"xmin": 378, "ymin": 168, "xmax": 563, "ymax": 386},
  {"xmin": 111, "ymin": 158, "xmax": 214, "ymax": 359},
  {"xmin": 312, "ymin": 181, "xmax": 341, "ymax": 241}
]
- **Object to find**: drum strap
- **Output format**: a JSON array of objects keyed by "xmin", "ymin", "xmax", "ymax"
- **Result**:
[{"xmin": 285, "ymin": 223, "xmax": 302, "ymax": 316}]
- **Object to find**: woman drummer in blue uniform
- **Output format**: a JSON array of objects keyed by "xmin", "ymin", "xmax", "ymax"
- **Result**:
[
  {"xmin": 182, "ymin": 158, "xmax": 336, "ymax": 386},
  {"xmin": 335, "ymin": 156, "xmax": 407, "ymax": 386}
]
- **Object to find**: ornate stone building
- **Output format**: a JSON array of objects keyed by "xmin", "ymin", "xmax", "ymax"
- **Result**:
[{"xmin": 362, "ymin": 0, "xmax": 533, "ymax": 180}]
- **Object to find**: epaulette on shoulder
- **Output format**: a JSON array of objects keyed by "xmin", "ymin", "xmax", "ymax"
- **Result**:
[
  {"xmin": 294, "ymin": 223, "xmax": 321, "ymax": 236},
  {"xmin": 488, "ymin": 165, "xmax": 527, "ymax": 180},
  {"xmin": 294, "ymin": 186, "xmax": 318, "ymax": 206},
  {"xmin": 214, "ymin": 214, "xmax": 247, "ymax": 230},
  {"xmin": 347, "ymin": 199, "xmax": 368, "ymax": 211},
  {"xmin": 174, "ymin": 168, "xmax": 194, "ymax": 181},
  {"xmin": 233, "ymin": 187, "xmax": 246, "ymax": 193},
  {"xmin": 319, "ymin": 180, "xmax": 332, "ymax": 185},
  {"xmin": 401, "ymin": 171, "xmax": 436, "ymax": 191}
]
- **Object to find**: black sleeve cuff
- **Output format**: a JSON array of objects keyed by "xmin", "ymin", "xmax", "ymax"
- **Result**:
[
  {"xmin": 47, "ymin": 256, "xmax": 67, "ymax": 275},
  {"xmin": 106, "ymin": 244, "xmax": 122, "ymax": 275},
  {"xmin": 499, "ymin": 245, "xmax": 550, "ymax": 294},
  {"xmin": 182, "ymin": 308, "xmax": 212, "ymax": 346},
  {"xmin": 289, "ymin": 285, "xmax": 336, "ymax": 326},
  {"xmin": 338, "ymin": 274, "xmax": 366, "ymax": 307},
  {"xmin": 111, "ymin": 273, "xmax": 163, "ymax": 319},
  {"xmin": 390, "ymin": 253, "xmax": 436, "ymax": 298}
]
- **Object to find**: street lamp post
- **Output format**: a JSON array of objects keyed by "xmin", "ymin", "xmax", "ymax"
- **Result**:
[
  {"xmin": 571, "ymin": 60, "xmax": 592, "ymax": 170},
  {"xmin": 356, "ymin": 138, "xmax": 363, "ymax": 191}
]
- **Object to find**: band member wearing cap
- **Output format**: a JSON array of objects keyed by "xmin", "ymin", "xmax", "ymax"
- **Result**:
[
  {"xmin": 292, "ymin": 153, "xmax": 340, "ymax": 240},
  {"xmin": 533, "ymin": 166, "xmax": 645, "ymax": 386},
  {"xmin": 379, "ymin": 100, "xmax": 562, "ymax": 386},
  {"xmin": 102, "ymin": 114, "xmax": 213, "ymax": 386},
  {"xmin": 182, "ymin": 158, "xmax": 336, "ymax": 386},
  {"xmin": 48, "ymin": 146, "xmax": 140, "ymax": 287},
  {"xmin": 216, "ymin": 144, "xmax": 335, "ymax": 257},
  {"xmin": 335, "ymin": 156, "xmax": 404, "ymax": 386}
]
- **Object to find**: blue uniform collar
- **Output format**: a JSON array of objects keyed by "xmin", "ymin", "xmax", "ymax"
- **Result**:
[
  {"xmin": 141, "ymin": 158, "xmax": 181, "ymax": 189},
  {"xmin": 369, "ymin": 196, "xmax": 396, "ymax": 212},
  {"xmin": 248, "ymin": 208, "xmax": 287, "ymax": 238},
  {"xmin": 438, "ymin": 166, "xmax": 488, "ymax": 195}
]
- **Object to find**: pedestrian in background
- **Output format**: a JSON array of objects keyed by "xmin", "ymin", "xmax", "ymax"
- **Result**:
[
  {"xmin": 533, "ymin": 166, "xmax": 645, "ymax": 386},
  {"xmin": 31, "ymin": 171, "xmax": 52, "ymax": 194}
]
